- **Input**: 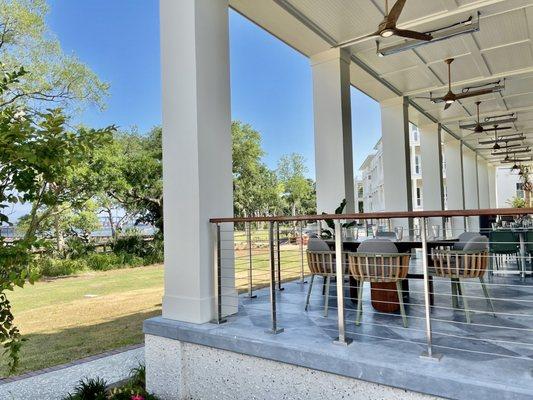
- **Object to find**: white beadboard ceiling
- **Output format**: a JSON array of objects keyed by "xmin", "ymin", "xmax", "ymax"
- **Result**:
[{"xmin": 230, "ymin": 0, "xmax": 533, "ymax": 164}]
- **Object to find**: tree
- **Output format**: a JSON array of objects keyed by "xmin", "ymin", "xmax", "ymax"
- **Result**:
[
  {"xmin": 276, "ymin": 153, "xmax": 315, "ymax": 216},
  {"xmin": 0, "ymin": 0, "xmax": 108, "ymax": 111},
  {"xmin": 95, "ymin": 127, "xmax": 163, "ymax": 233},
  {"xmin": 0, "ymin": 65, "xmax": 112, "ymax": 371},
  {"xmin": 232, "ymin": 121, "xmax": 282, "ymax": 218}
]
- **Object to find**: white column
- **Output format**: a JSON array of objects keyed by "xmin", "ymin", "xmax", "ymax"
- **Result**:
[
  {"xmin": 444, "ymin": 139, "xmax": 465, "ymax": 233},
  {"xmin": 477, "ymin": 158, "xmax": 490, "ymax": 208},
  {"xmin": 381, "ymin": 97, "xmax": 412, "ymax": 228},
  {"xmin": 160, "ymin": 0, "xmax": 234, "ymax": 323},
  {"xmin": 463, "ymin": 146, "xmax": 480, "ymax": 231},
  {"xmin": 488, "ymin": 164, "xmax": 497, "ymax": 208},
  {"xmin": 419, "ymin": 122, "xmax": 444, "ymax": 228},
  {"xmin": 311, "ymin": 48, "xmax": 355, "ymax": 214}
]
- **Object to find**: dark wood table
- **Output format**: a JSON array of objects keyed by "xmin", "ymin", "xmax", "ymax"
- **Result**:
[{"xmin": 325, "ymin": 236, "xmax": 458, "ymax": 312}]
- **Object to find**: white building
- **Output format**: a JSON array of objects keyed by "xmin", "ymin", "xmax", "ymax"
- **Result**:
[
  {"xmin": 496, "ymin": 167, "xmax": 525, "ymax": 207},
  {"xmin": 358, "ymin": 124, "xmax": 447, "ymax": 212}
]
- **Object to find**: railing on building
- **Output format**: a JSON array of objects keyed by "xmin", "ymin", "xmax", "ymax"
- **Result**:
[{"xmin": 210, "ymin": 208, "xmax": 533, "ymax": 362}]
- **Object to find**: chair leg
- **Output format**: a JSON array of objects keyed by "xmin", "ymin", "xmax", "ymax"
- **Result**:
[
  {"xmin": 451, "ymin": 278, "xmax": 459, "ymax": 309},
  {"xmin": 479, "ymin": 277, "xmax": 496, "ymax": 317},
  {"xmin": 305, "ymin": 274, "xmax": 314, "ymax": 311},
  {"xmin": 457, "ymin": 279, "xmax": 471, "ymax": 324},
  {"xmin": 324, "ymin": 275, "xmax": 331, "ymax": 317},
  {"xmin": 355, "ymin": 281, "xmax": 364, "ymax": 326},
  {"xmin": 396, "ymin": 281, "xmax": 407, "ymax": 328}
]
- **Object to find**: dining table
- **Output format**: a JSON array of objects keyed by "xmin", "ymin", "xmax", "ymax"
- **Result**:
[{"xmin": 325, "ymin": 236, "xmax": 458, "ymax": 312}]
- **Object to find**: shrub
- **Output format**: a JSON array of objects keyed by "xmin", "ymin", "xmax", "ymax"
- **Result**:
[
  {"xmin": 116, "ymin": 252, "xmax": 145, "ymax": 268},
  {"xmin": 34, "ymin": 258, "xmax": 87, "ymax": 277},
  {"xmin": 65, "ymin": 377, "xmax": 107, "ymax": 400},
  {"xmin": 63, "ymin": 365, "xmax": 160, "ymax": 400},
  {"xmin": 113, "ymin": 235, "xmax": 148, "ymax": 257},
  {"xmin": 65, "ymin": 237, "xmax": 96, "ymax": 259},
  {"xmin": 84, "ymin": 253, "xmax": 123, "ymax": 271}
]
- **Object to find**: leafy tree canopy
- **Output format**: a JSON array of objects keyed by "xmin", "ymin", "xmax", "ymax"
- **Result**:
[{"xmin": 0, "ymin": 0, "xmax": 108, "ymax": 111}]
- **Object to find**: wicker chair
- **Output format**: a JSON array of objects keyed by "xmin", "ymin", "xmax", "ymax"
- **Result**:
[
  {"xmin": 305, "ymin": 238, "xmax": 341, "ymax": 317},
  {"xmin": 431, "ymin": 235, "xmax": 495, "ymax": 323},
  {"xmin": 347, "ymin": 239, "xmax": 410, "ymax": 328}
]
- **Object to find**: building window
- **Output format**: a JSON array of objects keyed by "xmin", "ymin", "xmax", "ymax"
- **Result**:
[
  {"xmin": 414, "ymin": 155, "xmax": 421, "ymax": 175},
  {"xmin": 517, "ymin": 183, "xmax": 525, "ymax": 199},
  {"xmin": 416, "ymin": 187, "xmax": 422, "ymax": 207}
]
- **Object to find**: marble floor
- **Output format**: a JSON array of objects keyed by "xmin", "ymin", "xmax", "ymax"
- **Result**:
[{"xmin": 237, "ymin": 256, "xmax": 533, "ymax": 362}]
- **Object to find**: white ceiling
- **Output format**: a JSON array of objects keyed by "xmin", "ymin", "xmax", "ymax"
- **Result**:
[{"xmin": 230, "ymin": 0, "xmax": 533, "ymax": 165}]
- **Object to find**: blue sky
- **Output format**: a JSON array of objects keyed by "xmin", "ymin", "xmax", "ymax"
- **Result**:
[{"xmin": 46, "ymin": 0, "xmax": 381, "ymax": 178}]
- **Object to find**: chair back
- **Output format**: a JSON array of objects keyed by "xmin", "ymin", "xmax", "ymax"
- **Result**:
[
  {"xmin": 453, "ymin": 232, "xmax": 481, "ymax": 250},
  {"xmin": 526, "ymin": 231, "xmax": 533, "ymax": 253},
  {"xmin": 306, "ymin": 238, "xmax": 335, "ymax": 275},
  {"xmin": 347, "ymin": 239, "xmax": 410, "ymax": 283},
  {"xmin": 433, "ymin": 236, "xmax": 489, "ymax": 278},
  {"xmin": 489, "ymin": 230, "xmax": 519, "ymax": 253}
]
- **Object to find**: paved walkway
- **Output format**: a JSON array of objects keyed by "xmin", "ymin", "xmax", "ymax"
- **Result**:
[{"xmin": 0, "ymin": 345, "xmax": 144, "ymax": 400}]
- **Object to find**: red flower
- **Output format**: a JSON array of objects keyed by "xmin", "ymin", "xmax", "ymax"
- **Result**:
[{"xmin": 131, "ymin": 395, "xmax": 144, "ymax": 400}]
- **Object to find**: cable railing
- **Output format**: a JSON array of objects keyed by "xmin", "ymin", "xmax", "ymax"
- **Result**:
[{"xmin": 210, "ymin": 207, "xmax": 533, "ymax": 362}]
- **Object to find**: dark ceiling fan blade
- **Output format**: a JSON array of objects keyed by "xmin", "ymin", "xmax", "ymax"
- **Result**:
[
  {"xmin": 387, "ymin": 0, "xmax": 407, "ymax": 25},
  {"xmin": 444, "ymin": 101, "xmax": 452, "ymax": 110},
  {"xmin": 394, "ymin": 29, "xmax": 432, "ymax": 41},
  {"xmin": 478, "ymin": 125, "xmax": 513, "ymax": 133},
  {"xmin": 453, "ymin": 88, "xmax": 498, "ymax": 101},
  {"xmin": 334, "ymin": 31, "xmax": 379, "ymax": 48}
]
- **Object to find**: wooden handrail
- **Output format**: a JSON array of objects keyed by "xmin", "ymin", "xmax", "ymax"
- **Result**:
[{"xmin": 209, "ymin": 207, "xmax": 533, "ymax": 223}]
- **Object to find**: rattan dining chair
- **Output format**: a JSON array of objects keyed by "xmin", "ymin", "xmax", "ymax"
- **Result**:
[
  {"xmin": 305, "ymin": 237, "xmax": 340, "ymax": 317},
  {"xmin": 347, "ymin": 239, "xmax": 410, "ymax": 328},
  {"xmin": 431, "ymin": 235, "xmax": 495, "ymax": 323}
]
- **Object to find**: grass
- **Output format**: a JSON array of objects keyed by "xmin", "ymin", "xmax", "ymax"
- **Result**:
[{"xmin": 1, "ymin": 242, "xmax": 308, "ymax": 378}]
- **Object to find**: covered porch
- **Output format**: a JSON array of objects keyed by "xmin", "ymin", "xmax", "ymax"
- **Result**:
[{"xmin": 148, "ymin": 1, "xmax": 533, "ymax": 399}]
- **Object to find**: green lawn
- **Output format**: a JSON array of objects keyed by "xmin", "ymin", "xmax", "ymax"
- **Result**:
[{"xmin": 2, "ymin": 244, "xmax": 308, "ymax": 377}]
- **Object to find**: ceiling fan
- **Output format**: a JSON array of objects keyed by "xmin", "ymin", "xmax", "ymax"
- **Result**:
[
  {"xmin": 431, "ymin": 60, "xmax": 503, "ymax": 110},
  {"xmin": 334, "ymin": 0, "xmax": 432, "ymax": 49},
  {"xmin": 464, "ymin": 101, "xmax": 512, "ymax": 135}
]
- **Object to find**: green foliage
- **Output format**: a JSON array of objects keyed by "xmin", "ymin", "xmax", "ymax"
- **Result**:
[
  {"xmin": 277, "ymin": 153, "xmax": 316, "ymax": 216},
  {"xmin": 64, "ymin": 237, "xmax": 96, "ymax": 259},
  {"xmin": 94, "ymin": 127, "xmax": 163, "ymax": 232},
  {"xmin": 64, "ymin": 377, "xmax": 108, "ymax": 400},
  {"xmin": 0, "ymin": 0, "xmax": 108, "ymax": 111},
  {"xmin": 63, "ymin": 365, "xmax": 160, "ymax": 400},
  {"xmin": 320, "ymin": 199, "xmax": 357, "ymax": 239},
  {"xmin": 113, "ymin": 235, "xmax": 149, "ymax": 257},
  {"xmin": 508, "ymin": 196, "xmax": 526, "ymax": 209},
  {"xmin": 33, "ymin": 257, "xmax": 87, "ymax": 277},
  {"xmin": 232, "ymin": 121, "xmax": 283, "ymax": 218}
]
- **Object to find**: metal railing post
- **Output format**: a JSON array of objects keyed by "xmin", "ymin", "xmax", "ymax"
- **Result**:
[
  {"xmin": 333, "ymin": 220, "xmax": 352, "ymax": 346},
  {"xmin": 266, "ymin": 221, "xmax": 283, "ymax": 334},
  {"xmin": 212, "ymin": 223, "xmax": 226, "ymax": 324},
  {"xmin": 276, "ymin": 221, "xmax": 284, "ymax": 291},
  {"xmin": 298, "ymin": 220, "xmax": 307, "ymax": 284},
  {"xmin": 246, "ymin": 222, "xmax": 257, "ymax": 299},
  {"xmin": 420, "ymin": 217, "xmax": 441, "ymax": 361}
]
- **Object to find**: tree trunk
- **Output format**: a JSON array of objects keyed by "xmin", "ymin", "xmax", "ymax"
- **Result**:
[{"xmin": 54, "ymin": 210, "xmax": 64, "ymax": 253}]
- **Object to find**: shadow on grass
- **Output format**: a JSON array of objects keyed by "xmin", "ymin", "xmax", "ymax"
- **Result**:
[{"xmin": 1, "ymin": 309, "xmax": 160, "ymax": 379}]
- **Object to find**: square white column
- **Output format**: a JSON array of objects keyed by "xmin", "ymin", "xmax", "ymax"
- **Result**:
[
  {"xmin": 488, "ymin": 164, "xmax": 497, "ymax": 208},
  {"xmin": 419, "ymin": 122, "xmax": 444, "ymax": 228},
  {"xmin": 381, "ymin": 97, "xmax": 412, "ymax": 229},
  {"xmin": 160, "ymin": 0, "xmax": 234, "ymax": 323},
  {"xmin": 477, "ymin": 158, "xmax": 490, "ymax": 209},
  {"xmin": 443, "ymin": 139, "xmax": 465, "ymax": 233},
  {"xmin": 463, "ymin": 147, "xmax": 480, "ymax": 231},
  {"xmin": 311, "ymin": 49, "xmax": 355, "ymax": 214}
]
